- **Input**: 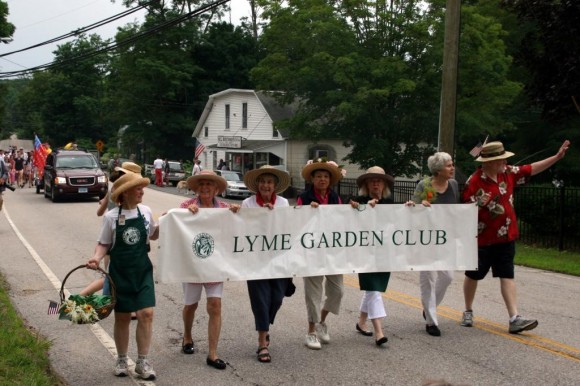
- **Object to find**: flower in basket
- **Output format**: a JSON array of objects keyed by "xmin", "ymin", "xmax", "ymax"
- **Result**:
[
  {"xmin": 415, "ymin": 177, "xmax": 438, "ymax": 204},
  {"xmin": 59, "ymin": 294, "xmax": 112, "ymax": 324}
]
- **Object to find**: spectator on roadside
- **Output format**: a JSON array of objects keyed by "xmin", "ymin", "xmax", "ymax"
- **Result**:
[
  {"xmin": 297, "ymin": 159, "xmax": 345, "ymax": 350},
  {"xmin": 153, "ymin": 156, "xmax": 164, "ymax": 187},
  {"xmin": 461, "ymin": 140, "xmax": 570, "ymax": 334},
  {"xmin": 163, "ymin": 158, "xmax": 170, "ymax": 186},
  {"xmin": 350, "ymin": 166, "xmax": 394, "ymax": 347},
  {"xmin": 193, "ymin": 159, "xmax": 202, "ymax": 175}
]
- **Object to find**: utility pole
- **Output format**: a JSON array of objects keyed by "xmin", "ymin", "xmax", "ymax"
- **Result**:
[{"xmin": 437, "ymin": 0, "xmax": 461, "ymax": 155}]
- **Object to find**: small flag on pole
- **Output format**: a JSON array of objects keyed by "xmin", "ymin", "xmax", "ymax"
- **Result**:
[
  {"xmin": 194, "ymin": 141, "xmax": 206, "ymax": 159},
  {"xmin": 48, "ymin": 300, "xmax": 59, "ymax": 315},
  {"xmin": 469, "ymin": 142, "xmax": 483, "ymax": 157}
]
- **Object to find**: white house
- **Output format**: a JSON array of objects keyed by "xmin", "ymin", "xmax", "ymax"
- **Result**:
[{"xmin": 192, "ymin": 88, "xmax": 364, "ymax": 189}]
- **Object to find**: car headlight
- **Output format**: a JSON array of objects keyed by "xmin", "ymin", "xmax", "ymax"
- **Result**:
[
  {"xmin": 98, "ymin": 176, "xmax": 107, "ymax": 183},
  {"xmin": 55, "ymin": 177, "xmax": 66, "ymax": 184}
]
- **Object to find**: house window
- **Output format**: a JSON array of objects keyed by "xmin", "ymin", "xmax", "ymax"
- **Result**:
[
  {"xmin": 204, "ymin": 126, "xmax": 208, "ymax": 137},
  {"xmin": 242, "ymin": 103, "xmax": 248, "ymax": 129},
  {"xmin": 225, "ymin": 104, "xmax": 230, "ymax": 130},
  {"xmin": 273, "ymin": 127, "xmax": 279, "ymax": 138},
  {"xmin": 315, "ymin": 150, "xmax": 328, "ymax": 159}
]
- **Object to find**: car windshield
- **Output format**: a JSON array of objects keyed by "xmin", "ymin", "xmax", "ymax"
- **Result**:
[
  {"xmin": 221, "ymin": 171, "xmax": 241, "ymax": 182},
  {"xmin": 56, "ymin": 155, "xmax": 98, "ymax": 169},
  {"xmin": 168, "ymin": 162, "xmax": 182, "ymax": 171}
]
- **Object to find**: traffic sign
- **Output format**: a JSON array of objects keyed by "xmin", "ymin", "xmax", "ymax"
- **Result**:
[{"xmin": 95, "ymin": 140, "xmax": 104, "ymax": 151}]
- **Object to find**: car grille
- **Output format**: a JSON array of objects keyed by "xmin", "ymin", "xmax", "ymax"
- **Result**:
[{"xmin": 69, "ymin": 176, "xmax": 96, "ymax": 186}]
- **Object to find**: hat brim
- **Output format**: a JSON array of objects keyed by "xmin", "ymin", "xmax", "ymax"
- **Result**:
[
  {"xmin": 356, "ymin": 173, "xmax": 395, "ymax": 192},
  {"xmin": 475, "ymin": 151, "xmax": 515, "ymax": 162},
  {"xmin": 301, "ymin": 163, "xmax": 342, "ymax": 186},
  {"xmin": 114, "ymin": 166, "xmax": 141, "ymax": 175},
  {"xmin": 111, "ymin": 176, "xmax": 150, "ymax": 203},
  {"xmin": 244, "ymin": 167, "xmax": 290, "ymax": 194},
  {"xmin": 186, "ymin": 174, "xmax": 227, "ymax": 195}
]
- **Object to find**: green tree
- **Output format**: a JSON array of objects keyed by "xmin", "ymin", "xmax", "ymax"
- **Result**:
[{"xmin": 0, "ymin": 0, "xmax": 14, "ymax": 39}]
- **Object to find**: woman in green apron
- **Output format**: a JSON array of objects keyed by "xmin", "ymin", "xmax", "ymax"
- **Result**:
[{"xmin": 87, "ymin": 172, "xmax": 159, "ymax": 380}]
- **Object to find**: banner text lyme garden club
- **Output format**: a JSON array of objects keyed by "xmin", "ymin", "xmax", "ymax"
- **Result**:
[{"xmin": 232, "ymin": 229, "xmax": 449, "ymax": 253}]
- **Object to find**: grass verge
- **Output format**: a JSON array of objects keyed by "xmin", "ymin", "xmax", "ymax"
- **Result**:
[
  {"xmin": 0, "ymin": 273, "xmax": 64, "ymax": 386},
  {"xmin": 516, "ymin": 243, "xmax": 580, "ymax": 276}
]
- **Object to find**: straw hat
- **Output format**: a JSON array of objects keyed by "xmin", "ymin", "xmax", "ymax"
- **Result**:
[
  {"xmin": 244, "ymin": 165, "xmax": 290, "ymax": 194},
  {"xmin": 301, "ymin": 160, "xmax": 343, "ymax": 186},
  {"xmin": 115, "ymin": 161, "xmax": 142, "ymax": 175},
  {"xmin": 186, "ymin": 170, "xmax": 227, "ymax": 195},
  {"xmin": 476, "ymin": 141, "xmax": 515, "ymax": 162},
  {"xmin": 111, "ymin": 172, "xmax": 150, "ymax": 203},
  {"xmin": 356, "ymin": 166, "xmax": 394, "ymax": 192}
]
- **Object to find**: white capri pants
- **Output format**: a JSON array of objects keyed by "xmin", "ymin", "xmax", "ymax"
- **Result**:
[
  {"xmin": 420, "ymin": 270, "xmax": 453, "ymax": 326},
  {"xmin": 359, "ymin": 291, "xmax": 386, "ymax": 320},
  {"xmin": 303, "ymin": 275, "xmax": 344, "ymax": 323},
  {"xmin": 182, "ymin": 282, "xmax": 224, "ymax": 305}
]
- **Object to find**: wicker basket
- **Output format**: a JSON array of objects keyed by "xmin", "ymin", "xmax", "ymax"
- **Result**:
[{"xmin": 59, "ymin": 265, "xmax": 117, "ymax": 323}]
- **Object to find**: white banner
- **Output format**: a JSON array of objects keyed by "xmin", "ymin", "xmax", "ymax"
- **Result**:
[{"xmin": 157, "ymin": 204, "xmax": 478, "ymax": 283}]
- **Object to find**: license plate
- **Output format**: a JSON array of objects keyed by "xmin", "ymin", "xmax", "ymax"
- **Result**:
[{"xmin": 78, "ymin": 187, "xmax": 88, "ymax": 193}]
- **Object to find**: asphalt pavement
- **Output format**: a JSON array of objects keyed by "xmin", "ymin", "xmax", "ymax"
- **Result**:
[{"xmin": 0, "ymin": 185, "xmax": 579, "ymax": 386}]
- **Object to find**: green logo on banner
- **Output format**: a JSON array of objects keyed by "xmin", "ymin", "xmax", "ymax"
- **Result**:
[{"xmin": 192, "ymin": 233, "xmax": 215, "ymax": 258}]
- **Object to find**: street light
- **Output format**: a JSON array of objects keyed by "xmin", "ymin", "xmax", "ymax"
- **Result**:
[{"xmin": 0, "ymin": 37, "xmax": 13, "ymax": 44}]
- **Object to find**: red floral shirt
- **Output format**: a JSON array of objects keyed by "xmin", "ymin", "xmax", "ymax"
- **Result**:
[{"xmin": 461, "ymin": 164, "xmax": 532, "ymax": 247}]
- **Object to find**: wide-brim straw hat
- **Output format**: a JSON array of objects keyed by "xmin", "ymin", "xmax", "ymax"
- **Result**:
[
  {"xmin": 356, "ymin": 166, "xmax": 395, "ymax": 192},
  {"xmin": 186, "ymin": 170, "xmax": 227, "ymax": 195},
  {"xmin": 115, "ymin": 161, "xmax": 142, "ymax": 175},
  {"xmin": 301, "ymin": 161, "xmax": 343, "ymax": 186},
  {"xmin": 111, "ymin": 172, "xmax": 150, "ymax": 203},
  {"xmin": 244, "ymin": 165, "xmax": 290, "ymax": 194},
  {"xmin": 476, "ymin": 141, "xmax": 515, "ymax": 162}
]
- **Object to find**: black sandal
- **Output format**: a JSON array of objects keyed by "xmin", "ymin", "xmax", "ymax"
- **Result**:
[{"xmin": 256, "ymin": 346, "xmax": 271, "ymax": 363}]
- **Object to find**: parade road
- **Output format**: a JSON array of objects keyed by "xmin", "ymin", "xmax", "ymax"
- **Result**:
[{"xmin": 1, "ymin": 185, "xmax": 579, "ymax": 386}]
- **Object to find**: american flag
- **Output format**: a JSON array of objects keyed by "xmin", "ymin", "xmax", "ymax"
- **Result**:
[
  {"xmin": 33, "ymin": 134, "xmax": 49, "ymax": 172},
  {"xmin": 469, "ymin": 142, "xmax": 483, "ymax": 158},
  {"xmin": 47, "ymin": 300, "xmax": 60, "ymax": 315},
  {"xmin": 194, "ymin": 141, "xmax": 206, "ymax": 159}
]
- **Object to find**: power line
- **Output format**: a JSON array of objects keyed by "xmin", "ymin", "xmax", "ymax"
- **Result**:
[
  {"xmin": 0, "ymin": 1, "xmax": 149, "ymax": 58},
  {"xmin": 0, "ymin": 0, "xmax": 231, "ymax": 79}
]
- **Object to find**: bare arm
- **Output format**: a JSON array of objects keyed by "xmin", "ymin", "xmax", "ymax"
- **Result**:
[
  {"xmin": 531, "ymin": 140, "xmax": 570, "ymax": 176},
  {"xmin": 96, "ymin": 192, "xmax": 110, "ymax": 216},
  {"xmin": 87, "ymin": 243, "xmax": 110, "ymax": 269}
]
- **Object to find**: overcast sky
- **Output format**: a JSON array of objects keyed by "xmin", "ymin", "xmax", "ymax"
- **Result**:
[{"xmin": 1, "ymin": 0, "xmax": 251, "ymax": 75}]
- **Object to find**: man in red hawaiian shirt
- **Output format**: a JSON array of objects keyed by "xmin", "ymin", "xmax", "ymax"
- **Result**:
[{"xmin": 461, "ymin": 139, "xmax": 570, "ymax": 334}]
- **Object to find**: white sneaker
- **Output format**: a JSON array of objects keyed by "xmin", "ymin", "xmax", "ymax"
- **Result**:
[
  {"xmin": 135, "ymin": 359, "xmax": 156, "ymax": 380},
  {"xmin": 304, "ymin": 333, "xmax": 321, "ymax": 350},
  {"xmin": 113, "ymin": 357, "xmax": 129, "ymax": 377},
  {"xmin": 316, "ymin": 322, "xmax": 330, "ymax": 344}
]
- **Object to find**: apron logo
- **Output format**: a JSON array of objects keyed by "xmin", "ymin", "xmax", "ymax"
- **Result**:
[
  {"xmin": 122, "ymin": 227, "xmax": 141, "ymax": 245},
  {"xmin": 192, "ymin": 233, "xmax": 214, "ymax": 258}
]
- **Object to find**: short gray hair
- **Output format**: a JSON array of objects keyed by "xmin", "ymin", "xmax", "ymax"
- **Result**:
[{"xmin": 427, "ymin": 152, "xmax": 452, "ymax": 176}]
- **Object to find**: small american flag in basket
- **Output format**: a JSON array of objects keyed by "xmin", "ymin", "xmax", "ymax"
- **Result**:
[{"xmin": 47, "ymin": 300, "xmax": 60, "ymax": 315}]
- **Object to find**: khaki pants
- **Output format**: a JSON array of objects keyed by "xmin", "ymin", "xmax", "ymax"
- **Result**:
[{"xmin": 303, "ymin": 275, "xmax": 344, "ymax": 323}]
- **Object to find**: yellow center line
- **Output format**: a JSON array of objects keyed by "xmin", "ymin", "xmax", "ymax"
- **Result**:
[{"xmin": 343, "ymin": 275, "xmax": 580, "ymax": 362}]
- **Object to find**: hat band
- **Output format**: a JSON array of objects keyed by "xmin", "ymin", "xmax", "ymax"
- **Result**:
[{"xmin": 480, "ymin": 149, "xmax": 505, "ymax": 158}]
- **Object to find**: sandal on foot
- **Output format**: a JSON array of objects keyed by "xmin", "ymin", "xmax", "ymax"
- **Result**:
[{"xmin": 256, "ymin": 346, "xmax": 271, "ymax": 363}]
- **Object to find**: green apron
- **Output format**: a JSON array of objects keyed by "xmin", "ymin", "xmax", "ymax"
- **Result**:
[{"xmin": 109, "ymin": 206, "xmax": 155, "ymax": 313}]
